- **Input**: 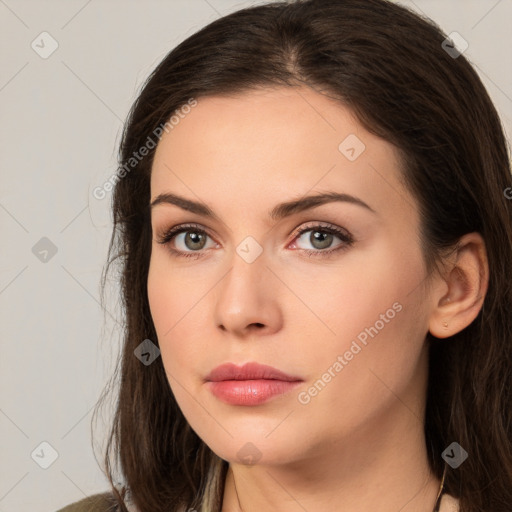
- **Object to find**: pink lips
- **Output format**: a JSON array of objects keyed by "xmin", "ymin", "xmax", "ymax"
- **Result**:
[{"xmin": 205, "ymin": 362, "xmax": 303, "ymax": 406}]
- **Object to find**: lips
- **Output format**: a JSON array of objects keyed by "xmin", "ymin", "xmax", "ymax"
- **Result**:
[
  {"xmin": 205, "ymin": 362, "xmax": 303, "ymax": 406},
  {"xmin": 205, "ymin": 362, "xmax": 302, "ymax": 383}
]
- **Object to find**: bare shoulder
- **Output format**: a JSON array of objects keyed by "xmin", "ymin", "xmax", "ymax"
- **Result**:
[
  {"xmin": 56, "ymin": 492, "xmax": 119, "ymax": 512},
  {"xmin": 441, "ymin": 493, "xmax": 460, "ymax": 512}
]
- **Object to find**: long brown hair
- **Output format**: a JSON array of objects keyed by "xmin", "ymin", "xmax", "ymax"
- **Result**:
[{"xmin": 94, "ymin": 1, "xmax": 512, "ymax": 510}]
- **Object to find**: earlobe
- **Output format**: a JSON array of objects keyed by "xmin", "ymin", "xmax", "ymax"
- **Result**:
[{"xmin": 428, "ymin": 233, "xmax": 489, "ymax": 339}]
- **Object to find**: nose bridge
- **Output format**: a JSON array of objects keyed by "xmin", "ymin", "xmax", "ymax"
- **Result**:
[
  {"xmin": 213, "ymin": 238, "xmax": 280, "ymax": 334},
  {"xmin": 219, "ymin": 240, "xmax": 267, "ymax": 306}
]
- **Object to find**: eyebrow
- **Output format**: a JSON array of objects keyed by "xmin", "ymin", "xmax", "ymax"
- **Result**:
[{"xmin": 149, "ymin": 191, "xmax": 377, "ymax": 221}]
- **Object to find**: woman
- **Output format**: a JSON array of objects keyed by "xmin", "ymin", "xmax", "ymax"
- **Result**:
[{"xmin": 58, "ymin": 0, "xmax": 512, "ymax": 511}]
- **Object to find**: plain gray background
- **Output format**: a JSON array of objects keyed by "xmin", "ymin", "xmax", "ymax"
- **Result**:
[{"xmin": 1, "ymin": 1, "xmax": 511, "ymax": 510}]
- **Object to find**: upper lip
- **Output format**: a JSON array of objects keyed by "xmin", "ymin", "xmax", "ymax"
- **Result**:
[{"xmin": 205, "ymin": 362, "xmax": 302, "ymax": 382}]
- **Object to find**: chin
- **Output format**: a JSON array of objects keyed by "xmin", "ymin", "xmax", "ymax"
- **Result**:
[{"xmin": 203, "ymin": 430, "xmax": 308, "ymax": 468}]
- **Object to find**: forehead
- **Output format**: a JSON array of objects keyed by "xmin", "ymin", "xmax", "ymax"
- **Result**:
[
  {"xmin": 150, "ymin": 86, "xmax": 412, "ymax": 222},
  {"xmin": 154, "ymin": 86, "xmax": 367, "ymax": 165}
]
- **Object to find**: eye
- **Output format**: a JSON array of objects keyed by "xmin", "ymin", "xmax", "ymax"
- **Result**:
[
  {"xmin": 156, "ymin": 223, "xmax": 217, "ymax": 259},
  {"xmin": 155, "ymin": 221, "xmax": 354, "ymax": 259},
  {"xmin": 289, "ymin": 222, "xmax": 354, "ymax": 257}
]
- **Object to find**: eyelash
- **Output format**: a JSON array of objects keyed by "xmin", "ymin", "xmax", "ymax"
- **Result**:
[{"xmin": 156, "ymin": 222, "xmax": 354, "ymax": 260}]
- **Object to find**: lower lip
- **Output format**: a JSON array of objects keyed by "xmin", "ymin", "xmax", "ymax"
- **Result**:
[{"xmin": 207, "ymin": 379, "xmax": 302, "ymax": 405}]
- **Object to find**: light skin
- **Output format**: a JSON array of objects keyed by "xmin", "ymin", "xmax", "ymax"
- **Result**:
[{"xmin": 147, "ymin": 86, "xmax": 489, "ymax": 512}]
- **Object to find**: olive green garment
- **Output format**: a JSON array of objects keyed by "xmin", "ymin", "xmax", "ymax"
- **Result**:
[{"xmin": 56, "ymin": 492, "xmax": 118, "ymax": 512}]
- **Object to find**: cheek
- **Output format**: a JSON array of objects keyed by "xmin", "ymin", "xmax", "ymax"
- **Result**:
[
  {"xmin": 294, "ymin": 236, "xmax": 422, "ymax": 349},
  {"xmin": 147, "ymin": 255, "xmax": 209, "ymax": 380},
  {"xmin": 294, "ymin": 244, "xmax": 429, "ymax": 423},
  {"xmin": 147, "ymin": 259, "xmax": 214, "ymax": 434},
  {"xmin": 282, "ymin": 243, "xmax": 421, "ymax": 353},
  {"xmin": 147, "ymin": 258, "xmax": 171, "ymax": 337},
  {"xmin": 147, "ymin": 258, "xmax": 186, "ymax": 366},
  {"xmin": 147, "ymin": 252, "xmax": 198, "ymax": 330}
]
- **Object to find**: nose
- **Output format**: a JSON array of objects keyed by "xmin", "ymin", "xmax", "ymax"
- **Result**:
[{"xmin": 213, "ymin": 248, "xmax": 283, "ymax": 338}]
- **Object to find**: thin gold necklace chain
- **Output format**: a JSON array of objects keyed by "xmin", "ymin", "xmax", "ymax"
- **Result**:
[{"xmin": 233, "ymin": 463, "xmax": 447, "ymax": 512}]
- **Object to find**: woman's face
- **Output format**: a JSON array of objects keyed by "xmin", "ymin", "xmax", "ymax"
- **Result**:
[{"xmin": 148, "ymin": 86, "xmax": 435, "ymax": 466}]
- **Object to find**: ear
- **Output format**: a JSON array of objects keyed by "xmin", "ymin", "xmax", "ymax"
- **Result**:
[{"xmin": 428, "ymin": 232, "xmax": 489, "ymax": 339}]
